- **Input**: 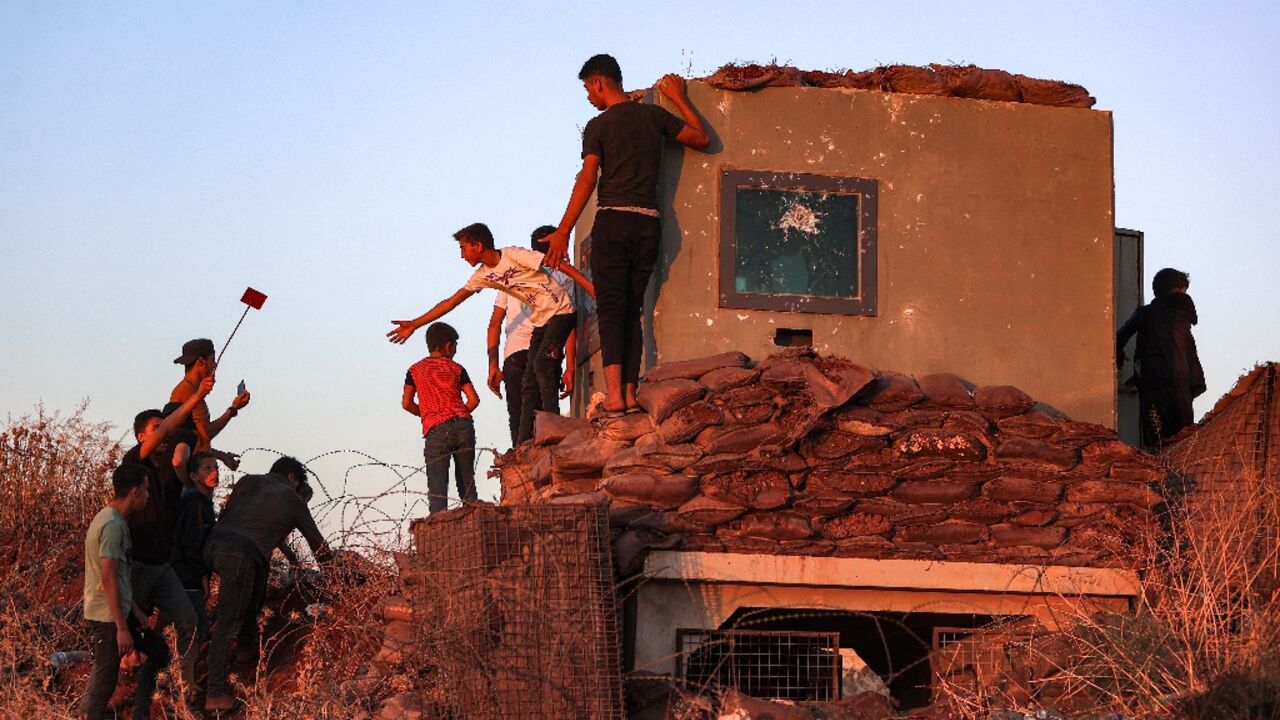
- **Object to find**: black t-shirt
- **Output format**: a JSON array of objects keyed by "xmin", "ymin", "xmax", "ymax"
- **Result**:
[
  {"xmin": 122, "ymin": 444, "xmax": 182, "ymax": 565},
  {"xmin": 581, "ymin": 102, "xmax": 686, "ymax": 209}
]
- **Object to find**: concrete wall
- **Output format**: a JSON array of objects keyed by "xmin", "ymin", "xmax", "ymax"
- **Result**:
[{"xmin": 576, "ymin": 83, "xmax": 1117, "ymax": 425}]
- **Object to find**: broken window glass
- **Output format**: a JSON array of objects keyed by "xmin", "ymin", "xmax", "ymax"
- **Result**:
[{"xmin": 733, "ymin": 188, "xmax": 860, "ymax": 298}]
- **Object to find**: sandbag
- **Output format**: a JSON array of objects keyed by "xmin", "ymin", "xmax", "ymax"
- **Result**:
[
  {"xmin": 689, "ymin": 453, "xmax": 749, "ymax": 476},
  {"xmin": 1015, "ymin": 74, "xmax": 1094, "ymax": 108},
  {"xmin": 711, "ymin": 384, "xmax": 775, "ymax": 408},
  {"xmin": 983, "ymin": 477, "xmax": 1064, "ymax": 504},
  {"xmin": 933, "ymin": 64, "xmax": 1022, "ymax": 103},
  {"xmin": 721, "ymin": 402, "xmax": 774, "ymax": 426},
  {"xmin": 892, "ymin": 542, "xmax": 943, "ymax": 560},
  {"xmin": 892, "ymin": 459, "xmax": 956, "ymax": 480},
  {"xmin": 718, "ymin": 512, "xmax": 813, "ymax": 541},
  {"xmin": 831, "ymin": 535, "xmax": 895, "ymax": 558},
  {"xmin": 657, "ymin": 400, "xmax": 723, "ymax": 445},
  {"xmin": 540, "ymin": 478, "xmax": 602, "ymax": 498},
  {"xmin": 600, "ymin": 473, "xmax": 701, "ymax": 509},
  {"xmin": 629, "ymin": 511, "xmax": 713, "ymax": 535},
  {"xmin": 893, "ymin": 429, "xmax": 986, "ymax": 462},
  {"xmin": 759, "ymin": 350, "xmax": 874, "ymax": 409},
  {"xmin": 991, "ymin": 524, "xmax": 1067, "ymax": 548},
  {"xmin": 892, "ymin": 480, "xmax": 979, "ymax": 504},
  {"xmin": 609, "ymin": 502, "xmax": 654, "ymax": 527},
  {"xmin": 816, "ymin": 512, "xmax": 891, "ymax": 540},
  {"xmin": 1065, "ymin": 480, "xmax": 1162, "ymax": 509},
  {"xmin": 777, "ymin": 539, "xmax": 835, "ymax": 556},
  {"xmin": 1108, "ymin": 463, "xmax": 1167, "ymax": 483},
  {"xmin": 790, "ymin": 494, "xmax": 856, "ymax": 518},
  {"xmin": 835, "ymin": 407, "xmax": 896, "ymax": 437},
  {"xmin": 896, "ymin": 521, "xmax": 988, "ymax": 545},
  {"xmin": 917, "ymin": 373, "xmax": 975, "ymax": 409},
  {"xmin": 1081, "ymin": 439, "xmax": 1151, "ymax": 467},
  {"xmin": 701, "ymin": 423, "xmax": 784, "ymax": 455},
  {"xmin": 634, "ymin": 438, "xmax": 705, "ymax": 472},
  {"xmin": 806, "ymin": 469, "xmax": 896, "ymax": 497},
  {"xmin": 636, "ymin": 378, "xmax": 706, "ymax": 424},
  {"xmin": 702, "ymin": 469, "xmax": 792, "ymax": 510},
  {"xmin": 856, "ymin": 498, "xmax": 947, "ymax": 525},
  {"xmin": 996, "ymin": 439, "xmax": 1079, "ymax": 471},
  {"xmin": 594, "ymin": 412, "xmax": 656, "ymax": 442},
  {"xmin": 1053, "ymin": 420, "xmax": 1114, "ymax": 442},
  {"xmin": 948, "ymin": 498, "xmax": 1015, "ymax": 524},
  {"xmin": 603, "ymin": 447, "xmax": 671, "ymax": 478},
  {"xmin": 546, "ymin": 491, "xmax": 610, "ymax": 507},
  {"xmin": 551, "ymin": 437, "xmax": 630, "ymax": 479},
  {"xmin": 802, "ymin": 430, "xmax": 889, "ymax": 461},
  {"xmin": 1056, "ymin": 502, "xmax": 1113, "ymax": 528},
  {"xmin": 703, "ymin": 63, "xmax": 803, "ymax": 91},
  {"xmin": 881, "ymin": 65, "xmax": 949, "ymax": 95},
  {"xmin": 974, "ymin": 385, "xmax": 1036, "ymax": 419},
  {"xmin": 945, "ymin": 463, "xmax": 1003, "ymax": 483},
  {"xmin": 698, "ymin": 366, "xmax": 760, "ymax": 392},
  {"xmin": 534, "ymin": 411, "xmax": 592, "ymax": 446},
  {"xmin": 942, "ymin": 410, "xmax": 994, "ymax": 437},
  {"xmin": 861, "ymin": 372, "xmax": 925, "ymax": 411},
  {"xmin": 997, "ymin": 411, "xmax": 1061, "ymax": 439},
  {"xmin": 676, "ymin": 495, "xmax": 748, "ymax": 527},
  {"xmin": 644, "ymin": 351, "xmax": 751, "ymax": 383},
  {"xmin": 1009, "ymin": 507, "xmax": 1058, "ymax": 527}
]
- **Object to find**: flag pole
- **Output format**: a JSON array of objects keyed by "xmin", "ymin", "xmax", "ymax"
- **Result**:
[{"xmin": 218, "ymin": 305, "xmax": 252, "ymax": 365}]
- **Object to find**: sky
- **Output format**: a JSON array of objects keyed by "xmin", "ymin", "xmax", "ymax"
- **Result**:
[{"xmin": 2, "ymin": 2, "xmax": 1277, "ymax": 543}]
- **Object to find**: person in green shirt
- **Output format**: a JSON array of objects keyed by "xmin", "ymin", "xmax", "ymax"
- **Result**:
[{"xmin": 82, "ymin": 463, "xmax": 174, "ymax": 720}]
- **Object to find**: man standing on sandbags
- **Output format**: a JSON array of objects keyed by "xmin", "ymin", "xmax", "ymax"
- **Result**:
[{"xmin": 1116, "ymin": 267, "xmax": 1206, "ymax": 447}]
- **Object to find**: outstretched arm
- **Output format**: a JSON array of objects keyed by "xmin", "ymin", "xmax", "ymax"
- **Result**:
[
  {"xmin": 543, "ymin": 154, "xmax": 601, "ymax": 270},
  {"xmin": 387, "ymin": 288, "xmax": 476, "ymax": 344},
  {"xmin": 657, "ymin": 74, "xmax": 710, "ymax": 150},
  {"xmin": 487, "ymin": 304, "xmax": 505, "ymax": 397},
  {"xmin": 139, "ymin": 376, "xmax": 214, "ymax": 460},
  {"xmin": 206, "ymin": 390, "xmax": 251, "ymax": 440}
]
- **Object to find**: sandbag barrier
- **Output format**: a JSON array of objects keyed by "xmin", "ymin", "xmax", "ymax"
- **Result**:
[
  {"xmin": 493, "ymin": 349, "xmax": 1169, "ymax": 575},
  {"xmin": 699, "ymin": 62, "xmax": 1096, "ymax": 108}
]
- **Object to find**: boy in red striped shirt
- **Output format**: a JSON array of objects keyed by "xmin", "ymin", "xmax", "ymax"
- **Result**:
[{"xmin": 402, "ymin": 322, "xmax": 480, "ymax": 513}]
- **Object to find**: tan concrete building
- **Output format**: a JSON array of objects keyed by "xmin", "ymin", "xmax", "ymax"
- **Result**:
[{"xmin": 574, "ymin": 81, "xmax": 1135, "ymax": 429}]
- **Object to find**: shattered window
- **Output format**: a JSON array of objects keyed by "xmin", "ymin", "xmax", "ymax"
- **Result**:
[
  {"xmin": 733, "ymin": 188, "xmax": 860, "ymax": 298},
  {"xmin": 720, "ymin": 170, "xmax": 878, "ymax": 315}
]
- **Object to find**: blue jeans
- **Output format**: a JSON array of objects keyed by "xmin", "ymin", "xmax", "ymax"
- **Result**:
[
  {"xmin": 203, "ymin": 533, "xmax": 266, "ymax": 698},
  {"xmin": 423, "ymin": 417, "xmax": 476, "ymax": 514}
]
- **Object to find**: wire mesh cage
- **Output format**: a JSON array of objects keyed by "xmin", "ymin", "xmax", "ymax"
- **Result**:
[
  {"xmin": 677, "ymin": 629, "xmax": 842, "ymax": 701},
  {"xmin": 409, "ymin": 503, "xmax": 624, "ymax": 719}
]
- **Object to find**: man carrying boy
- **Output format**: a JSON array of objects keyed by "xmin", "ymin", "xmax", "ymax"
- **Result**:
[
  {"xmin": 541, "ymin": 54, "xmax": 709, "ymax": 413},
  {"xmin": 388, "ymin": 222, "xmax": 595, "ymax": 442},
  {"xmin": 1116, "ymin": 267, "xmax": 1207, "ymax": 447},
  {"xmin": 169, "ymin": 338, "xmax": 251, "ymax": 453},
  {"xmin": 402, "ymin": 322, "xmax": 481, "ymax": 513},
  {"xmin": 486, "ymin": 225, "xmax": 579, "ymax": 446},
  {"xmin": 82, "ymin": 463, "xmax": 173, "ymax": 720}
]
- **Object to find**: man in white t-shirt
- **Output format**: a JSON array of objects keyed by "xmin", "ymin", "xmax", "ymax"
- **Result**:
[
  {"xmin": 486, "ymin": 226, "xmax": 580, "ymax": 446},
  {"xmin": 389, "ymin": 222, "xmax": 595, "ymax": 443}
]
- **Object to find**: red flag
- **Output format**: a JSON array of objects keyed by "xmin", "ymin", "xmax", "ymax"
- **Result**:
[{"xmin": 240, "ymin": 287, "xmax": 268, "ymax": 310}]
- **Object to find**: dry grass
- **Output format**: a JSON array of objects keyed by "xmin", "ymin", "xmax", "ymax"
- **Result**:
[
  {"xmin": 935, "ymin": 469, "xmax": 1280, "ymax": 719},
  {"xmin": 0, "ymin": 408, "xmax": 410, "ymax": 719}
]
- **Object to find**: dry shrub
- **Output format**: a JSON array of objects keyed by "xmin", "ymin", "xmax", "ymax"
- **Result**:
[
  {"xmin": 0, "ymin": 407, "xmax": 413, "ymax": 719},
  {"xmin": 936, "ymin": 468, "xmax": 1280, "ymax": 719}
]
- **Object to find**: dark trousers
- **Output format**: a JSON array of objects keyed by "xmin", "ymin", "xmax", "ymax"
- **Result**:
[
  {"xmin": 83, "ymin": 617, "xmax": 170, "ymax": 720},
  {"xmin": 590, "ymin": 210, "xmax": 659, "ymax": 388},
  {"xmin": 203, "ymin": 535, "xmax": 267, "ymax": 699},
  {"xmin": 1139, "ymin": 382, "xmax": 1196, "ymax": 447},
  {"xmin": 502, "ymin": 350, "xmax": 529, "ymax": 446},
  {"xmin": 424, "ymin": 417, "xmax": 476, "ymax": 513},
  {"xmin": 131, "ymin": 560, "xmax": 197, "ymax": 686},
  {"xmin": 517, "ymin": 312, "xmax": 577, "ymax": 443}
]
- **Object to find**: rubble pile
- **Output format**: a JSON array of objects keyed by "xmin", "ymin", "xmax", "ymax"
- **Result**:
[
  {"xmin": 699, "ymin": 62, "xmax": 1096, "ymax": 108},
  {"xmin": 497, "ymin": 350, "xmax": 1169, "ymax": 574}
]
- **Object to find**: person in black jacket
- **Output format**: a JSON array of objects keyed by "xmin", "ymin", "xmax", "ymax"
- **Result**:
[
  {"xmin": 170, "ymin": 451, "xmax": 219, "ymax": 649},
  {"xmin": 1116, "ymin": 267, "xmax": 1206, "ymax": 447}
]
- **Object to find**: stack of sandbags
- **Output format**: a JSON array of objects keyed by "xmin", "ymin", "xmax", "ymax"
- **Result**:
[{"xmin": 496, "ymin": 349, "xmax": 1168, "ymax": 574}]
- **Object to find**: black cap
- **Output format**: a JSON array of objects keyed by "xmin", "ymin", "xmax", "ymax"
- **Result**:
[{"xmin": 174, "ymin": 338, "xmax": 215, "ymax": 365}]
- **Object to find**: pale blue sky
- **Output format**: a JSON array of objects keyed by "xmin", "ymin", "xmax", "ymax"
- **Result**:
[{"xmin": 2, "ymin": 2, "xmax": 1277, "ymax": 537}]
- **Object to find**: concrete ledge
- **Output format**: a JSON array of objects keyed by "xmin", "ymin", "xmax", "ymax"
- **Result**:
[{"xmin": 642, "ymin": 551, "xmax": 1140, "ymax": 598}]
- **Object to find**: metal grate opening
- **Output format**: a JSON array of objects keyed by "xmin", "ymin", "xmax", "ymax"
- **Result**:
[
  {"xmin": 409, "ymin": 504, "xmax": 623, "ymax": 719},
  {"xmin": 677, "ymin": 629, "xmax": 841, "ymax": 701}
]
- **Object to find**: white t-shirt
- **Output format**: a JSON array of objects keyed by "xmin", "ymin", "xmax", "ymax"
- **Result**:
[
  {"xmin": 462, "ymin": 246, "xmax": 574, "ymax": 326},
  {"xmin": 494, "ymin": 291, "xmax": 533, "ymax": 360}
]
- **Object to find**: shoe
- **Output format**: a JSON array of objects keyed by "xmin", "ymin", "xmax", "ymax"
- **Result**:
[{"xmin": 205, "ymin": 694, "xmax": 239, "ymax": 712}]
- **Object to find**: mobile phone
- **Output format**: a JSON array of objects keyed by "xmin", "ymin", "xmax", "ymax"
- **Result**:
[{"xmin": 237, "ymin": 380, "xmax": 247, "ymax": 396}]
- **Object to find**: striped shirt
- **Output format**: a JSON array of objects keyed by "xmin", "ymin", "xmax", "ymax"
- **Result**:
[{"xmin": 405, "ymin": 357, "xmax": 473, "ymax": 436}]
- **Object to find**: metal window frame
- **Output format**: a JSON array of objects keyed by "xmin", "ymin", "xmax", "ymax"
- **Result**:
[{"xmin": 718, "ymin": 169, "xmax": 878, "ymax": 316}]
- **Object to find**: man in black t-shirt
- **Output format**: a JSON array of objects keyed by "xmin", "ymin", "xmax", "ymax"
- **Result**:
[
  {"xmin": 120, "ymin": 375, "xmax": 213, "ymax": 692},
  {"xmin": 542, "ymin": 53, "xmax": 710, "ymax": 414}
]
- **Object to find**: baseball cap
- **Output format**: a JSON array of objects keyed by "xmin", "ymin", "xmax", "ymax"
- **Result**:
[{"xmin": 174, "ymin": 338, "xmax": 215, "ymax": 365}]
